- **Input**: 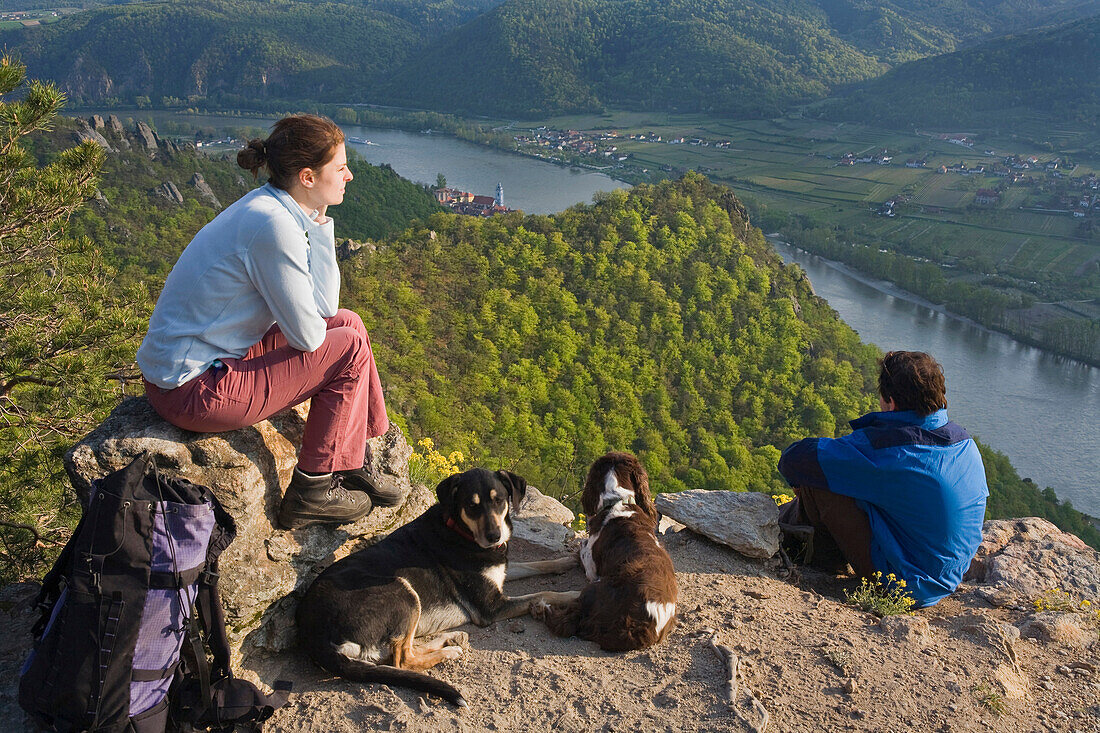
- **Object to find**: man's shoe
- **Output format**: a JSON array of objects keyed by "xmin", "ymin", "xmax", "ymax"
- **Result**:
[
  {"xmin": 336, "ymin": 465, "xmax": 409, "ymax": 508},
  {"xmin": 277, "ymin": 469, "xmax": 372, "ymax": 530}
]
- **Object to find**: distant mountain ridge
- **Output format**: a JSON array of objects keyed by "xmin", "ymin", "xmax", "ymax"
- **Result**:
[
  {"xmin": 1, "ymin": 0, "xmax": 501, "ymax": 105},
  {"xmin": 5, "ymin": 0, "xmax": 1100, "ymax": 117},
  {"xmin": 817, "ymin": 12, "xmax": 1100, "ymax": 130}
]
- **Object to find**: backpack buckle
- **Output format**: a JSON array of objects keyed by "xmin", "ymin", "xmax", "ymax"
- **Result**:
[{"xmin": 199, "ymin": 569, "xmax": 219, "ymax": 586}]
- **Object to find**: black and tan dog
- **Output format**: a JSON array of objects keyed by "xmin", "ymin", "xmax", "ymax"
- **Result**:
[
  {"xmin": 531, "ymin": 452, "xmax": 678, "ymax": 651},
  {"xmin": 296, "ymin": 468, "xmax": 578, "ymax": 706}
]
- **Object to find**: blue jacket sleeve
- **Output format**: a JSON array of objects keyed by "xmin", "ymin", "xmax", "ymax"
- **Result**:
[
  {"xmin": 778, "ymin": 438, "xmax": 830, "ymax": 490},
  {"xmin": 781, "ymin": 433, "xmax": 890, "ymax": 504}
]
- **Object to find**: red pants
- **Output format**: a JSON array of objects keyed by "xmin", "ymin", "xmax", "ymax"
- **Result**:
[{"xmin": 145, "ymin": 309, "xmax": 388, "ymax": 473}]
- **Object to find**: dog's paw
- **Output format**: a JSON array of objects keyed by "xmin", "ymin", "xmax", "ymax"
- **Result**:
[
  {"xmin": 443, "ymin": 630, "xmax": 470, "ymax": 649},
  {"xmin": 441, "ymin": 645, "xmax": 464, "ymax": 660},
  {"xmin": 529, "ymin": 599, "xmax": 551, "ymax": 619}
]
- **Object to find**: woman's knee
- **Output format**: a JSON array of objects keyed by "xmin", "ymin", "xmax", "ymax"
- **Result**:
[
  {"xmin": 327, "ymin": 308, "xmax": 367, "ymax": 336},
  {"xmin": 325, "ymin": 326, "xmax": 370, "ymax": 369}
]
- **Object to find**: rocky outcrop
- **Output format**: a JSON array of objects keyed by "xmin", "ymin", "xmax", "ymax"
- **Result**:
[
  {"xmin": 101, "ymin": 114, "xmax": 131, "ymax": 150},
  {"xmin": 188, "ymin": 172, "xmax": 222, "ymax": 209},
  {"xmin": 74, "ymin": 119, "xmax": 114, "ymax": 151},
  {"xmin": 88, "ymin": 114, "xmax": 105, "ymax": 130},
  {"xmin": 151, "ymin": 181, "xmax": 184, "ymax": 204},
  {"xmin": 337, "ymin": 239, "xmax": 374, "ymax": 259},
  {"xmin": 655, "ymin": 489, "xmax": 780, "ymax": 558},
  {"xmin": 135, "ymin": 121, "xmax": 159, "ymax": 153},
  {"xmin": 966, "ymin": 517, "xmax": 1100, "ymax": 600}
]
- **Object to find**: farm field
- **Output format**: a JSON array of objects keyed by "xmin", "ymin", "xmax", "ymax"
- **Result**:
[{"xmin": 538, "ymin": 113, "xmax": 1100, "ymax": 300}]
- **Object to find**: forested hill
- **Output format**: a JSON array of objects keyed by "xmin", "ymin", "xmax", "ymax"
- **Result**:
[
  {"xmin": 346, "ymin": 173, "xmax": 882, "ymax": 493},
  {"xmin": 380, "ymin": 0, "xmax": 1100, "ymax": 116},
  {"xmin": 6, "ymin": 0, "xmax": 1100, "ymax": 116},
  {"xmin": 0, "ymin": 0, "xmax": 500, "ymax": 106},
  {"xmin": 818, "ymin": 13, "xmax": 1100, "ymax": 130}
]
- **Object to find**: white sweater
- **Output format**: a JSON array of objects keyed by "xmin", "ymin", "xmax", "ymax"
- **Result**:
[{"xmin": 137, "ymin": 183, "xmax": 340, "ymax": 389}]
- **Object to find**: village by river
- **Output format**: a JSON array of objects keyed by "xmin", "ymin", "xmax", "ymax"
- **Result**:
[{"xmin": 100, "ymin": 110, "xmax": 1100, "ymax": 517}]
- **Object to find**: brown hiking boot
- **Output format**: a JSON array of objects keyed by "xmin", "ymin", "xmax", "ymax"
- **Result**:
[
  {"xmin": 336, "ymin": 465, "xmax": 409, "ymax": 507},
  {"xmin": 277, "ymin": 469, "xmax": 372, "ymax": 529}
]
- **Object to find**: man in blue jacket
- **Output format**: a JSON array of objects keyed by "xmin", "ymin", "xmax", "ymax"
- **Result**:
[{"xmin": 778, "ymin": 351, "xmax": 988, "ymax": 607}]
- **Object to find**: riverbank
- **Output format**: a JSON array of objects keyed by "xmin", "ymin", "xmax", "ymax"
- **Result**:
[
  {"xmin": 766, "ymin": 235, "xmax": 1001, "ymax": 336},
  {"xmin": 767, "ymin": 231, "xmax": 1100, "ymax": 369}
]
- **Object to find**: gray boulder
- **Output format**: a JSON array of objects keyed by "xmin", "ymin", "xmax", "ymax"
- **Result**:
[
  {"xmin": 513, "ymin": 486, "xmax": 576, "ymax": 552},
  {"xmin": 105, "ymin": 114, "xmax": 131, "ymax": 149},
  {"xmin": 151, "ymin": 181, "xmax": 184, "ymax": 204},
  {"xmin": 655, "ymin": 489, "xmax": 779, "ymax": 558},
  {"xmin": 135, "ymin": 121, "xmax": 159, "ymax": 152},
  {"xmin": 74, "ymin": 120, "xmax": 114, "ymax": 151},
  {"xmin": 965, "ymin": 518, "xmax": 1100, "ymax": 601},
  {"xmin": 189, "ymin": 172, "xmax": 222, "ymax": 209},
  {"xmin": 88, "ymin": 114, "xmax": 105, "ymax": 129},
  {"xmin": 64, "ymin": 397, "xmax": 421, "ymax": 667}
]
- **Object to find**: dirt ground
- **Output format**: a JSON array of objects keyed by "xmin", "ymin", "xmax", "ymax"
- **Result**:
[{"xmin": 255, "ymin": 526, "xmax": 1100, "ymax": 733}]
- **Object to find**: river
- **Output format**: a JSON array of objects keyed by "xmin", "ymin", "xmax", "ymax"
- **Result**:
[{"xmin": 97, "ymin": 110, "xmax": 1100, "ymax": 515}]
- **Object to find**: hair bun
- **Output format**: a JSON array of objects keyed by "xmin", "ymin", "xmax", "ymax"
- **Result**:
[{"xmin": 237, "ymin": 138, "xmax": 268, "ymax": 174}]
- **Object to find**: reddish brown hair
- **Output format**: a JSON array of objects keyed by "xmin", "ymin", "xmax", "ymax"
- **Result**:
[
  {"xmin": 878, "ymin": 350, "xmax": 946, "ymax": 416},
  {"xmin": 236, "ymin": 114, "xmax": 345, "ymax": 190},
  {"xmin": 581, "ymin": 452, "xmax": 657, "ymax": 523}
]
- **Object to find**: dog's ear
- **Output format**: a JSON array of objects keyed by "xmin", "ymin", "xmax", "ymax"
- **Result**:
[
  {"xmin": 628, "ymin": 455, "xmax": 658, "ymax": 522},
  {"xmin": 580, "ymin": 458, "xmax": 605, "ymax": 518},
  {"xmin": 435, "ymin": 473, "xmax": 461, "ymax": 511},
  {"xmin": 495, "ymin": 470, "xmax": 527, "ymax": 508}
]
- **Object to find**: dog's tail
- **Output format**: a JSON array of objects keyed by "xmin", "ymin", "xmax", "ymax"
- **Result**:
[{"xmin": 317, "ymin": 650, "xmax": 467, "ymax": 707}]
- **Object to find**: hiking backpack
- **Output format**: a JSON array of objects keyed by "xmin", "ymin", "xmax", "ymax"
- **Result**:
[{"xmin": 19, "ymin": 453, "xmax": 290, "ymax": 732}]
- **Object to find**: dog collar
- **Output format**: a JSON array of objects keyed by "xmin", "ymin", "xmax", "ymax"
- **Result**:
[{"xmin": 445, "ymin": 516, "xmax": 478, "ymax": 544}]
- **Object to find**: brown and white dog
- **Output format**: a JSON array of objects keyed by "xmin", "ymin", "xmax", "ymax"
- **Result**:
[{"xmin": 531, "ymin": 452, "xmax": 678, "ymax": 651}]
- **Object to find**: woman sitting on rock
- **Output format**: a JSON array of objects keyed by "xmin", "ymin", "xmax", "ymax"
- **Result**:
[{"xmin": 137, "ymin": 114, "xmax": 404, "ymax": 530}]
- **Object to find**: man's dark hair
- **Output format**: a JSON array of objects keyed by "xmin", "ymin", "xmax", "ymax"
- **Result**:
[{"xmin": 878, "ymin": 351, "xmax": 946, "ymax": 416}]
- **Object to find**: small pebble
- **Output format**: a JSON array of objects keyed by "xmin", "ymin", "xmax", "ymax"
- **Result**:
[
  {"xmin": 508, "ymin": 620, "xmax": 526, "ymax": 633},
  {"xmin": 947, "ymin": 703, "xmax": 959, "ymax": 713},
  {"xmin": 1057, "ymin": 666, "xmax": 1071, "ymax": 675},
  {"xmin": 843, "ymin": 678, "xmax": 858, "ymax": 694},
  {"xmin": 1040, "ymin": 681, "xmax": 1055, "ymax": 690}
]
